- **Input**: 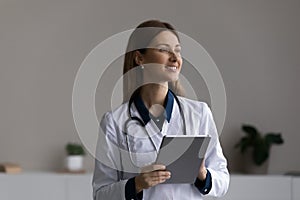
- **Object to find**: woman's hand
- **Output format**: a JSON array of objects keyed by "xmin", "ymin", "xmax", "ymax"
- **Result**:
[
  {"xmin": 197, "ymin": 159, "xmax": 207, "ymax": 181},
  {"xmin": 135, "ymin": 164, "xmax": 171, "ymax": 193}
]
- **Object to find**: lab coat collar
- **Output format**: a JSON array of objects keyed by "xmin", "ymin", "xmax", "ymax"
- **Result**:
[
  {"xmin": 142, "ymin": 97, "xmax": 181, "ymax": 152},
  {"xmin": 133, "ymin": 89, "xmax": 174, "ymax": 125}
]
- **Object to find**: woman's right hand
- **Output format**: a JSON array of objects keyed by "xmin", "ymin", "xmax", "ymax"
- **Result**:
[{"xmin": 135, "ymin": 164, "xmax": 171, "ymax": 193}]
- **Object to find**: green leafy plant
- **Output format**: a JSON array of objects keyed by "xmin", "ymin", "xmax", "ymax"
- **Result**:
[
  {"xmin": 235, "ymin": 124, "xmax": 284, "ymax": 166},
  {"xmin": 65, "ymin": 143, "xmax": 86, "ymax": 156}
]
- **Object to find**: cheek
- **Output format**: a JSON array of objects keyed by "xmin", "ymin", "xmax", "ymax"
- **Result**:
[
  {"xmin": 178, "ymin": 57, "xmax": 183, "ymax": 66},
  {"xmin": 144, "ymin": 53, "xmax": 169, "ymax": 64},
  {"xmin": 154, "ymin": 58, "xmax": 167, "ymax": 65},
  {"xmin": 177, "ymin": 58, "xmax": 183, "ymax": 69}
]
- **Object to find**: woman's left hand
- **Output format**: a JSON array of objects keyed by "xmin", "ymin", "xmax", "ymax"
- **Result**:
[{"xmin": 197, "ymin": 159, "xmax": 207, "ymax": 181}]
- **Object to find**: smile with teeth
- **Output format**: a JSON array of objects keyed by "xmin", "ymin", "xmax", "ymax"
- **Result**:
[{"xmin": 165, "ymin": 66, "xmax": 178, "ymax": 72}]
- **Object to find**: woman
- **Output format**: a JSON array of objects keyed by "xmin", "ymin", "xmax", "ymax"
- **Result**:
[{"xmin": 93, "ymin": 19, "xmax": 229, "ymax": 200}]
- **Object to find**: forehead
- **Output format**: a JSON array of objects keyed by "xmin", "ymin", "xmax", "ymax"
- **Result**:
[{"xmin": 148, "ymin": 31, "xmax": 180, "ymax": 47}]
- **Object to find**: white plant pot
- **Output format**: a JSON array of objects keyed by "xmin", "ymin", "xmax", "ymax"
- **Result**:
[{"xmin": 65, "ymin": 155, "xmax": 83, "ymax": 171}]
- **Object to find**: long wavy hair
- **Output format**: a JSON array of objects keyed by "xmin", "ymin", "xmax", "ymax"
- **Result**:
[{"xmin": 123, "ymin": 19, "xmax": 185, "ymax": 102}]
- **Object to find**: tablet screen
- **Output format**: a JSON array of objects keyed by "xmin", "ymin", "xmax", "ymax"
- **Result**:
[{"xmin": 155, "ymin": 135, "xmax": 210, "ymax": 184}]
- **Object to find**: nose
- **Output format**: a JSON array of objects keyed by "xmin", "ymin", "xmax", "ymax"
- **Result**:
[{"xmin": 168, "ymin": 51, "xmax": 178, "ymax": 62}]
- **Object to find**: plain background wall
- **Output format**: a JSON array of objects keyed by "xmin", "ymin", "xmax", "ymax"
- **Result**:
[{"xmin": 0, "ymin": 0, "xmax": 299, "ymax": 174}]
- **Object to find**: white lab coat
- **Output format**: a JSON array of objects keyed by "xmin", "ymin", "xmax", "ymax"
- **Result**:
[{"xmin": 93, "ymin": 96, "xmax": 229, "ymax": 200}]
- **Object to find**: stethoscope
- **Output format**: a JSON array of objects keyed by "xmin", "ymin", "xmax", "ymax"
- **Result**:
[{"xmin": 123, "ymin": 89, "xmax": 187, "ymax": 168}]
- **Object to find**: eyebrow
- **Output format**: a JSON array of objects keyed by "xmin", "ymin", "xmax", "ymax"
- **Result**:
[{"xmin": 154, "ymin": 43, "xmax": 181, "ymax": 48}]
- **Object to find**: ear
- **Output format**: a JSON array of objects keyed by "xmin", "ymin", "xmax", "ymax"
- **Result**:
[{"xmin": 135, "ymin": 51, "xmax": 144, "ymax": 65}]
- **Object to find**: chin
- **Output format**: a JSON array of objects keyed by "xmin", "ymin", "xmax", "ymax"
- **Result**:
[
  {"xmin": 146, "ymin": 73, "xmax": 179, "ymax": 84},
  {"xmin": 165, "ymin": 76, "xmax": 179, "ymax": 82},
  {"xmin": 169, "ymin": 73, "xmax": 180, "ymax": 80}
]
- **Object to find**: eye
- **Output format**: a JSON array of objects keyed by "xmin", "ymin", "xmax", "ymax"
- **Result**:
[
  {"xmin": 158, "ymin": 48, "xmax": 170, "ymax": 53},
  {"xmin": 174, "ymin": 48, "xmax": 181, "ymax": 54}
]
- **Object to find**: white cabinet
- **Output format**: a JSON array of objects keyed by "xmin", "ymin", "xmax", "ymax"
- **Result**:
[
  {"xmin": 0, "ymin": 173, "xmax": 65, "ymax": 200},
  {"xmin": 292, "ymin": 177, "xmax": 300, "ymax": 200},
  {"xmin": 218, "ymin": 175, "xmax": 292, "ymax": 200},
  {"xmin": 204, "ymin": 175, "xmax": 293, "ymax": 200},
  {"xmin": 0, "ymin": 173, "xmax": 298, "ymax": 200},
  {"xmin": 66, "ymin": 174, "xmax": 93, "ymax": 200},
  {"xmin": 0, "ymin": 172, "xmax": 93, "ymax": 200}
]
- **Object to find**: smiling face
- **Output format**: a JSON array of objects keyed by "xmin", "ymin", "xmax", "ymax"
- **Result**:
[{"xmin": 136, "ymin": 30, "xmax": 182, "ymax": 84}]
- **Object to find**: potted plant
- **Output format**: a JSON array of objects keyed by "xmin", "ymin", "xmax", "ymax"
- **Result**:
[
  {"xmin": 235, "ymin": 124, "xmax": 284, "ymax": 174},
  {"xmin": 65, "ymin": 143, "xmax": 86, "ymax": 172}
]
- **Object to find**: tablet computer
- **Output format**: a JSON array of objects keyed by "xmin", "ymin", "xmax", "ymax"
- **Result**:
[{"xmin": 155, "ymin": 135, "xmax": 210, "ymax": 184}]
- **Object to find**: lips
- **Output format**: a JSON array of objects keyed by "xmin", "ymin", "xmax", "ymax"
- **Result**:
[{"xmin": 165, "ymin": 66, "xmax": 178, "ymax": 72}]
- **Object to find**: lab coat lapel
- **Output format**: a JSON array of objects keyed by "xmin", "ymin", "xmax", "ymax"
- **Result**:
[
  {"xmin": 162, "ymin": 98, "xmax": 184, "ymax": 136},
  {"xmin": 144, "ymin": 120, "xmax": 163, "ymax": 152},
  {"xmin": 130, "ymin": 104, "xmax": 162, "ymax": 152}
]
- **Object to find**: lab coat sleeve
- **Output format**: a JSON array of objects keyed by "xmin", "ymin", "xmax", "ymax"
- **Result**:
[
  {"xmin": 92, "ymin": 112, "xmax": 127, "ymax": 200},
  {"xmin": 200, "ymin": 103, "xmax": 230, "ymax": 197}
]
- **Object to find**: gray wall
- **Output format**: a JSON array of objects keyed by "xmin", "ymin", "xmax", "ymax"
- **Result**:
[{"xmin": 1, "ymin": 0, "xmax": 299, "ymax": 174}]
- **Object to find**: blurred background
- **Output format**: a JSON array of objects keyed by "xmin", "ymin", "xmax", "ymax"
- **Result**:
[{"xmin": 0, "ymin": 0, "xmax": 299, "ymax": 175}]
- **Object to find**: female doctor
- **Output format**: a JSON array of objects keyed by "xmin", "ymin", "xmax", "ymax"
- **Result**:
[{"xmin": 93, "ymin": 20, "xmax": 229, "ymax": 200}]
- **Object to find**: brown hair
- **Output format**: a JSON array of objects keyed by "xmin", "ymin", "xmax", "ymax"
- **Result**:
[{"xmin": 123, "ymin": 19, "xmax": 185, "ymax": 102}]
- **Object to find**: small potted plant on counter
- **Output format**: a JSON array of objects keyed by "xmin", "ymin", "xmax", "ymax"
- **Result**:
[
  {"xmin": 65, "ymin": 143, "xmax": 86, "ymax": 172},
  {"xmin": 235, "ymin": 124, "xmax": 284, "ymax": 174}
]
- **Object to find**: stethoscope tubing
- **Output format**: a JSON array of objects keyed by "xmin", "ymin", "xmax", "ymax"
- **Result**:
[{"xmin": 123, "ymin": 90, "xmax": 187, "ymax": 168}]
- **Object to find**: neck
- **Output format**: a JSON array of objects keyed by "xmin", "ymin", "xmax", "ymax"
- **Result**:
[{"xmin": 140, "ymin": 84, "xmax": 168, "ymax": 116}]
